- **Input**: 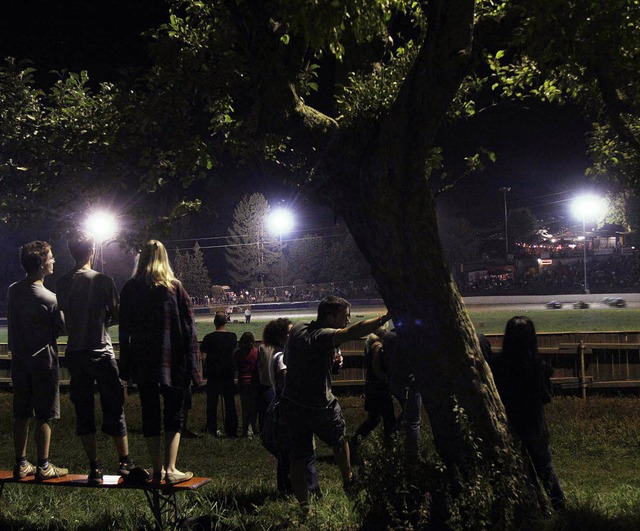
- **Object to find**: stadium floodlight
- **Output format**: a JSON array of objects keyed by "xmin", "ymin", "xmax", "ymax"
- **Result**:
[
  {"xmin": 571, "ymin": 195, "xmax": 608, "ymax": 294},
  {"xmin": 85, "ymin": 210, "xmax": 118, "ymax": 243},
  {"xmin": 571, "ymin": 195, "xmax": 608, "ymax": 222},
  {"xmin": 84, "ymin": 210, "xmax": 118, "ymax": 273},
  {"xmin": 267, "ymin": 207, "xmax": 294, "ymax": 288},
  {"xmin": 268, "ymin": 208, "xmax": 294, "ymax": 236}
]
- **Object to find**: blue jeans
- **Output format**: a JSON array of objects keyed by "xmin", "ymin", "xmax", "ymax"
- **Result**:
[
  {"xmin": 403, "ymin": 380, "xmax": 422, "ymax": 455},
  {"xmin": 391, "ymin": 379, "xmax": 421, "ymax": 455}
]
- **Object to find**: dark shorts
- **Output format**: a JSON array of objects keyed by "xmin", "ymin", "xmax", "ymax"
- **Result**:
[
  {"xmin": 67, "ymin": 350, "xmax": 127, "ymax": 437},
  {"xmin": 138, "ymin": 383, "xmax": 186, "ymax": 437},
  {"xmin": 12, "ymin": 362, "xmax": 60, "ymax": 422},
  {"xmin": 281, "ymin": 398, "xmax": 346, "ymax": 459}
]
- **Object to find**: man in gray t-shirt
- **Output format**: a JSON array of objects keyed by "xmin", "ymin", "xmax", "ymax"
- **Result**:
[
  {"xmin": 8, "ymin": 241, "xmax": 68, "ymax": 481},
  {"xmin": 281, "ymin": 295, "xmax": 390, "ymax": 514},
  {"xmin": 56, "ymin": 230, "xmax": 133, "ymax": 485}
]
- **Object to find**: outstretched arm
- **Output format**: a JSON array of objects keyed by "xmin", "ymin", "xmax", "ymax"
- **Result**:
[{"xmin": 334, "ymin": 314, "xmax": 391, "ymax": 346}]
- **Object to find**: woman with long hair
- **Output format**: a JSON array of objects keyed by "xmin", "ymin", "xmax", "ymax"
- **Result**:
[
  {"xmin": 119, "ymin": 240, "xmax": 203, "ymax": 485},
  {"xmin": 490, "ymin": 316, "xmax": 565, "ymax": 511},
  {"xmin": 234, "ymin": 331, "xmax": 258, "ymax": 437}
]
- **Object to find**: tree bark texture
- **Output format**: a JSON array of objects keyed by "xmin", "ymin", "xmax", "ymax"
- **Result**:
[{"xmin": 317, "ymin": 0, "xmax": 522, "ymax": 473}]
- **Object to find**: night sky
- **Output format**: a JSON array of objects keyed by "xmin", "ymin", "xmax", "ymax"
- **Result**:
[
  {"xmin": 437, "ymin": 101, "xmax": 593, "ymax": 230},
  {"xmin": 0, "ymin": 1, "xmax": 598, "ymax": 285}
]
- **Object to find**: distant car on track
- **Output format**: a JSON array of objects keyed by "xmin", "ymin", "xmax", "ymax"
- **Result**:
[
  {"xmin": 573, "ymin": 301, "xmax": 590, "ymax": 309},
  {"xmin": 546, "ymin": 300, "xmax": 563, "ymax": 309},
  {"xmin": 601, "ymin": 297, "xmax": 627, "ymax": 308}
]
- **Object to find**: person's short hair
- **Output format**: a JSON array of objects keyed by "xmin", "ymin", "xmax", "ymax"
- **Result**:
[
  {"xmin": 20, "ymin": 241, "xmax": 51, "ymax": 275},
  {"xmin": 317, "ymin": 295, "xmax": 350, "ymax": 322},
  {"xmin": 262, "ymin": 318, "xmax": 292, "ymax": 348},
  {"xmin": 67, "ymin": 230, "xmax": 95, "ymax": 264},
  {"xmin": 214, "ymin": 311, "xmax": 227, "ymax": 328}
]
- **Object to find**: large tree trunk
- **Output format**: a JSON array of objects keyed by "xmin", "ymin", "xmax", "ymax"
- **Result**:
[
  {"xmin": 340, "ymin": 171, "xmax": 510, "ymax": 466},
  {"xmin": 317, "ymin": 0, "xmax": 536, "ymax": 506}
]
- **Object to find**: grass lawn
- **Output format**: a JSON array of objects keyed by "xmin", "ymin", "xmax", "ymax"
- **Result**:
[
  {"xmin": 0, "ymin": 308, "xmax": 639, "ymax": 528},
  {"xmin": 1, "ymin": 308, "xmax": 640, "ymax": 344},
  {"xmin": 0, "ymin": 392, "xmax": 638, "ymax": 529},
  {"xmin": 468, "ymin": 309, "xmax": 640, "ymax": 335}
]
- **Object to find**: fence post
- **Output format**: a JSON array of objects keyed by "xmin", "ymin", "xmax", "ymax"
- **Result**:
[{"xmin": 579, "ymin": 340, "xmax": 587, "ymax": 400}]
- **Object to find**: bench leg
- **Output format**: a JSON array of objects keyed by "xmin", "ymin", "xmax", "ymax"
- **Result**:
[{"xmin": 143, "ymin": 489, "xmax": 181, "ymax": 530}]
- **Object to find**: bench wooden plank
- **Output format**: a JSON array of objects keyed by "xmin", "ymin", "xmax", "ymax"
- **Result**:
[{"xmin": 0, "ymin": 470, "xmax": 210, "ymax": 491}]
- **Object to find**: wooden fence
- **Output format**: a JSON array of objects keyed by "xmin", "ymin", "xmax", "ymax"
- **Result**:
[{"xmin": 1, "ymin": 331, "xmax": 640, "ymax": 396}]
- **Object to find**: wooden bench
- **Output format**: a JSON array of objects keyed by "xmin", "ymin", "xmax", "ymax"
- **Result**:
[{"xmin": 0, "ymin": 470, "xmax": 210, "ymax": 530}]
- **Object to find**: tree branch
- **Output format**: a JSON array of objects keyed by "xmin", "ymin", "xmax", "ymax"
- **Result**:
[
  {"xmin": 595, "ymin": 68, "xmax": 640, "ymax": 153},
  {"xmin": 378, "ymin": 0, "xmax": 475, "ymax": 180}
]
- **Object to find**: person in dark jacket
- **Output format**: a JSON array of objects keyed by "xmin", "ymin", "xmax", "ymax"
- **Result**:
[
  {"xmin": 490, "ymin": 316, "xmax": 565, "ymax": 511},
  {"xmin": 119, "ymin": 240, "xmax": 203, "ymax": 485},
  {"xmin": 351, "ymin": 328, "xmax": 395, "ymax": 457}
]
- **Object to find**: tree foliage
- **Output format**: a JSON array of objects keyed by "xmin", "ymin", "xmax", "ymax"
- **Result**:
[
  {"xmin": 604, "ymin": 190, "xmax": 640, "ymax": 232},
  {"xmin": 173, "ymin": 242, "xmax": 212, "ymax": 298},
  {"xmin": 225, "ymin": 193, "xmax": 280, "ymax": 288},
  {"xmin": 285, "ymin": 233, "xmax": 327, "ymax": 285},
  {"xmin": 439, "ymin": 216, "xmax": 482, "ymax": 265},
  {"xmin": 323, "ymin": 227, "xmax": 371, "ymax": 282}
]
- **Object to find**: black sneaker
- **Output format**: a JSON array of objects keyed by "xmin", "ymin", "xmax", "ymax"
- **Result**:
[
  {"xmin": 88, "ymin": 465, "xmax": 104, "ymax": 485},
  {"xmin": 118, "ymin": 460, "xmax": 136, "ymax": 477},
  {"xmin": 122, "ymin": 466, "xmax": 150, "ymax": 486}
]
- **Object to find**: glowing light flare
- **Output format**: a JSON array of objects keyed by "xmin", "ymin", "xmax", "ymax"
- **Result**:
[
  {"xmin": 267, "ymin": 208, "xmax": 294, "ymax": 236},
  {"xmin": 571, "ymin": 195, "xmax": 608, "ymax": 222},
  {"xmin": 85, "ymin": 211, "xmax": 118, "ymax": 242}
]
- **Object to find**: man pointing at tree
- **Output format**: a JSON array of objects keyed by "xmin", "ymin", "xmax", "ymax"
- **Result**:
[{"xmin": 281, "ymin": 295, "xmax": 391, "ymax": 515}]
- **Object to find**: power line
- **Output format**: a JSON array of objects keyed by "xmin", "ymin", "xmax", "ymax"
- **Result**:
[
  {"xmin": 165, "ymin": 225, "xmax": 340, "ymax": 244},
  {"xmin": 171, "ymin": 232, "xmax": 347, "ymax": 252}
]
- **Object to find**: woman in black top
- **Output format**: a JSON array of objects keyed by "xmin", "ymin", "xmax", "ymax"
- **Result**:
[{"xmin": 490, "ymin": 316, "xmax": 565, "ymax": 511}]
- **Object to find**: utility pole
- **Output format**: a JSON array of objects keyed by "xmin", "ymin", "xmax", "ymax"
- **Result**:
[{"xmin": 498, "ymin": 187, "xmax": 511, "ymax": 260}]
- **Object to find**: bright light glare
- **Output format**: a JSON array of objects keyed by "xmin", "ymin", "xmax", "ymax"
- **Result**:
[
  {"xmin": 85, "ymin": 211, "xmax": 118, "ymax": 242},
  {"xmin": 571, "ymin": 195, "xmax": 608, "ymax": 221},
  {"xmin": 268, "ymin": 208, "xmax": 294, "ymax": 235}
]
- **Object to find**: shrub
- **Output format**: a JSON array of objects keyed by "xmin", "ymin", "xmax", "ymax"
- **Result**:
[{"xmin": 354, "ymin": 398, "xmax": 541, "ymax": 530}]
